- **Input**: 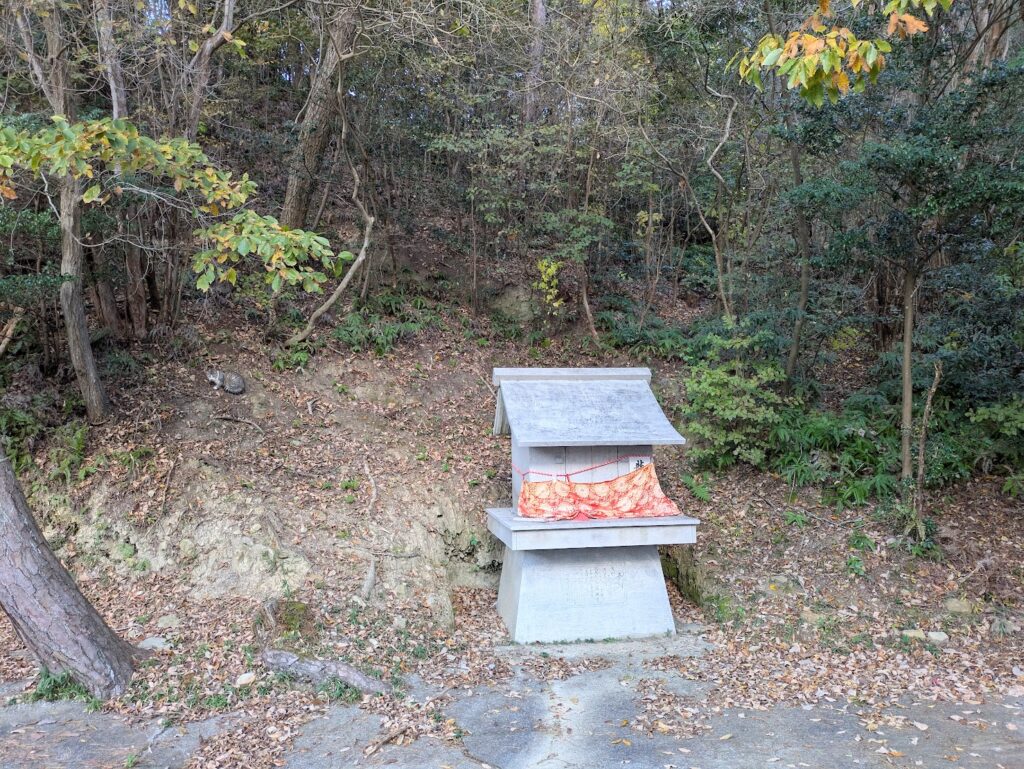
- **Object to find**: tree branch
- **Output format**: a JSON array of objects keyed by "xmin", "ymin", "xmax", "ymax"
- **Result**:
[{"xmin": 287, "ymin": 96, "xmax": 375, "ymax": 347}]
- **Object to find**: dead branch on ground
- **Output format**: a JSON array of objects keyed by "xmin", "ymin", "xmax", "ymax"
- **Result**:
[{"xmin": 261, "ymin": 648, "xmax": 391, "ymax": 694}]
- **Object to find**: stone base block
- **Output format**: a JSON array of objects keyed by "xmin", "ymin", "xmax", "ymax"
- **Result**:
[{"xmin": 496, "ymin": 545, "xmax": 675, "ymax": 643}]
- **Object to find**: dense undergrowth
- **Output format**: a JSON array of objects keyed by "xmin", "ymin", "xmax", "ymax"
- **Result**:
[{"xmin": 594, "ymin": 286, "xmax": 1023, "ymax": 522}]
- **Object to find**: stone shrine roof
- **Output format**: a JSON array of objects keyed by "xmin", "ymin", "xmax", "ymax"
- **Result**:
[{"xmin": 492, "ymin": 367, "xmax": 686, "ymax": 448}]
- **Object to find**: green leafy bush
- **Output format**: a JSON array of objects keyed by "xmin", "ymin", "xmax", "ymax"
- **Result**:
[
  {"xmin": 272, "ymin": 343, "xmax": 314, "ymax": 372},
  {"xmin": 681, "ymin": 332, "xmax": 787, "ymax": 468},
  {"xmin": 331, "ymin": 290, "xmax": 441, "ymax": 356},
  {"xmin": 332, "ymin": 314, "xmax": 424, "ymax": 356},
  {"xmin": 969, "ymin": 397, "xmax": 1024, "ymax": 471},
  {"xmin": 48, "ymin": 421, "xmax": 89, "ymax": 485},
  {"xmin": 0, "ymin": 407, "xmax": 43, "ymax": 472},
  {"xmin": 770, "ymin": 405, "xmax": 899, "ymax": 508},
  {"xmin": 683, "ymin": 335, "xmax": 1023, "ymax": 506},
  {"xmin": 595, "ymin": 296, "xmax": 689, "ymax": 360},
  {"xmin": 0, "ymin": 273, "xmax": 66, "ymax": 308},
  {"xmin": 766, "ymin": 388, "xmax": 1022, "ymax": 508}
]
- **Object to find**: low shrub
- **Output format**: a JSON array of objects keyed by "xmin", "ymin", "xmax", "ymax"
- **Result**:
[
  {"xmin": 680, "ymin": 331, "xmax": 787, "ymax": 468},
  {"xmin": 594, "ymin": 295, "xmax": 689, "ymax": 359},
  {"xmin": 684, "ymin": 352, "xmax": 1023, "ymax": 508},
  {"xmin": 332, "ymin": 290, "xmax": 441, "ymax": 356},
  {"xmin": 770, "ymin": 405, "xmax": 899, "ymax": 509},
  {"xmin": 0, "ymin": 407, "xmax": 44, "ymax": 472}
]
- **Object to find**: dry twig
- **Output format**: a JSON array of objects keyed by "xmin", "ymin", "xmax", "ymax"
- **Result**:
[
  {"xmin": 363, "ymin": 724, "xmax": 410, "ymax": 756},
  {"xmin": 160, "ymin": 457, "xmax": 178, "ymax": 516},
  {"xmin": 208, "ymin": 413, "xmax": 264, "ymax": 433},
  {"xmin": 0, "ymin": 306, "xmax": 25, "ymax": 358}
]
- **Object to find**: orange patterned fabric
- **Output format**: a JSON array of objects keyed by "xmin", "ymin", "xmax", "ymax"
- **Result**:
[{"xmin": 517, "ymin": 463, "xmax": 681, "ymax": 521}]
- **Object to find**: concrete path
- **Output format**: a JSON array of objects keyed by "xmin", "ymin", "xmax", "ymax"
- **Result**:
[
  {"xmin": 0, "ymin": 699, "xmax": 231, "ymax": 769},
  {"xmin": 2, "ymin": 632, "xmax": 1021, "ymax": 769},
  {"xmin": 288, "ymin": 633, "xmax": 1024, "ymax": 769}
]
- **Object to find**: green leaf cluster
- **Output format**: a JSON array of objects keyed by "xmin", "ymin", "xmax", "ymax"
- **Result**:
[
  {"xmin": 0, "ymin": 116, "xmax": 338, "ymax": 295},
  {"xmin": 193, "ymin": 211, "xmax": 342, "ymax": 293},
  {"xmin": 681, "ymin": 333, "xmax": 788, "ymax": 469}
]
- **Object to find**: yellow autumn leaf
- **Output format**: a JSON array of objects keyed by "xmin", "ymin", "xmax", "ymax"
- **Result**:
[
  {"xmin": 902, "ymin": 14, "xmax": 929, "ymax": 35},
  {"xmin": 805, "ymin": 35, "xmax": 826, "ymax": 55}
]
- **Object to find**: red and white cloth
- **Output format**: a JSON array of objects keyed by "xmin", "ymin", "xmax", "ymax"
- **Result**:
[{"xmin": 517, "ymin": 463, "xmax": 681, "ymax": 521}]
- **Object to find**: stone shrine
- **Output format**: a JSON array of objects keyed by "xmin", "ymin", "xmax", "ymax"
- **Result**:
[{"xmin": 487, "ymin": 367, "xmax": 700, "ymax": 643}]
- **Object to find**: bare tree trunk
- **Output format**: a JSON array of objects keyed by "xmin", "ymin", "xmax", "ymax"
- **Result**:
[
  {"xmin": 694, "ymin": 203, "xmax": 734, "ymax": 324},
  {"xmin": 0, "ymin": 450, "xmax": 136, "ymax": 699},
  {"xmin": 580, "ymin": 265, "xmax": 600, "ymax": 343},
  {"xmin": 281, "ymin": 13, "xmax": 357, "ymax": 229},
  {"xmin": 523, "ymin": 0, "xmax": 547, "ymax": 124},
  {"xmin": 18, "ymin": 6, "xmax": 112, "ymax": 421},
  {"xmin": 900, "ymin": 268, "xmax": 918, "ymax": 485},
  {"xmin": 287, "ymin": 104, "xmax": 374, "ymax": 347},
  {"xmin": 94, "ymin": 0, "xmax": 128, "ymax": 119},
  {"xmin": 96, "ymin": 0, "xmax": 152, "ymax": 338},
  {"xmin": 86, "ymin": 251, "xmax": 125, "ymax": 339},
  {"xmin": 784, "ymin": 140, "xmax": 812, "ymax": 388},
  {"xmin": 310, "ymin": 140, "xmax": 343, "ymax": 231},
  {"xmin": 183, "ymin": 0, "xmax": 238, "ymax": 140},
  {"xmin": 914, "ymin": 361, "xmax": 942, "ymax": 516},
  {"xmin": 61, "ymin": 178, "xmax": 112, "ymax": 422},
  {"xmin": 124, "ymin": 241, "xmax": 148, "ymax": 340},
  {"xmin": 470, "ymin": 193, "xmax": 480, "ymax": 311}
]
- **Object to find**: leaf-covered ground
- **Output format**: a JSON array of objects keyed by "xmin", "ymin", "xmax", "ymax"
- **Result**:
[{"xmin": 1, "ymin": 305, "xmax": 1021, "ymax": 767}]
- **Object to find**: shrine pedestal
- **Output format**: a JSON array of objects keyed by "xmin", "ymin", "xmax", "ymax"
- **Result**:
[{"xmin": 486, "ymin": 508, "xmax": 700, "ymax": 644}]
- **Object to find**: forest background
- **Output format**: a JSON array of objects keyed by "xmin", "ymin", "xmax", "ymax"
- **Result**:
[{"xmin": 0, "ymin": 0, "xmax": 1022, "ymax": 700}]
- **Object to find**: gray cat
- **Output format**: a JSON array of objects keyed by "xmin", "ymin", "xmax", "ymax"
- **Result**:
[{"xmin": 206, "ymin": 369, "xmax": 246, "ymax": 395}]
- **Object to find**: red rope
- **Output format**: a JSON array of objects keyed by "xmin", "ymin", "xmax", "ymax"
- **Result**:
[{"xmin": 512, "ymin": 454, "xmax": 651, "ymax": 481}]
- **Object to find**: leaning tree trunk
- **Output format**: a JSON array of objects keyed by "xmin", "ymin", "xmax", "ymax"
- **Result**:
[
  {"xmin": 280, "ymin": 13, "xmax": 356, "ymax": 229},
  {"xmin": 60, "ymin": 178, "xmax": 112, "ymax": 422},
  {"xmin": 0, "ymin": 450, "xmax": 136, "ymax": 698}
]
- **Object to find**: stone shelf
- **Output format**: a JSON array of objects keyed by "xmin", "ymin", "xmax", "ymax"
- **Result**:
[
  {"xmin": 486, "ymin": 507, "xmax": 699, "ymax": 551},
  {"xmin": 486, "ymin": 508, "xmax": 701, "ymax": 644}
]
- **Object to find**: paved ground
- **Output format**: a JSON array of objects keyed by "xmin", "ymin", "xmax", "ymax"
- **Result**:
[
  {"xmin": 2, "ymin": 632, "xmax": 1021, "ymax": 769},
  {"xmin": 0, "ymin": 699, "xmax": 232, "ymax": 768}
]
